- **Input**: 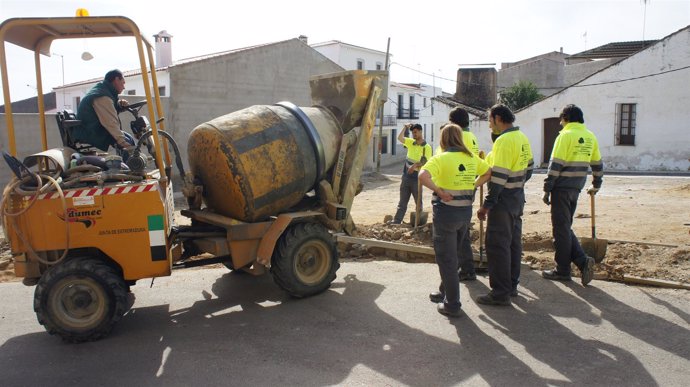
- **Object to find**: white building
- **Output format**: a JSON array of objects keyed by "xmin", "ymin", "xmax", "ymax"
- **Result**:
[
  {"xmin": 513, "ymin": 25, "xmax": 690, "ymax": 171},
  {"xmin": 311, "ymin": 40, "xmax": 443, "ymax": 169}
]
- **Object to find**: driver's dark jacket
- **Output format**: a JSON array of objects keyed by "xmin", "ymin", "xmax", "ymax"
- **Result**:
[{"xmin": 74, "ymin": 81, "xmax": 119, "ymax": 151}]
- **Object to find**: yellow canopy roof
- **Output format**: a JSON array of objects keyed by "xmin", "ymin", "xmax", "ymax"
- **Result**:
[{"xmin": 0, "ymin": 16, "xmax": 150, "ymax": 56}]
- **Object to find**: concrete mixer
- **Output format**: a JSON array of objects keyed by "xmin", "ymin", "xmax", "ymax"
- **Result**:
[
  {"xmin": 179, "ymin": 70, "xmax": 387, "ymax": 292},
  {"xmin": 1, "ymin": 15, "xmax": 386, "ymax": 343}
]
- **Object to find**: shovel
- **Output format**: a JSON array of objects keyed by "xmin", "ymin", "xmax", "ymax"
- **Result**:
[
  {"xmin": 411, "ymin": 178, "xmax": 429, "ymax": 230},
  {"xmin": 477, "ymin": 184, "xmax": 487, "ymax": 269},
  {"xmin": 580, "ymin": 191, "xmax": 607, "ymax": 263}
]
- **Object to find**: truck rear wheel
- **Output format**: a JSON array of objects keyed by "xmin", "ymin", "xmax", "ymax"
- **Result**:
[
  {"xmin": 271, "ymin": 222, "xmax": 339, "ymax": 298},
  {"xmin": 34, "ymin": 258, "xmax": 128, "ymax": 343}
]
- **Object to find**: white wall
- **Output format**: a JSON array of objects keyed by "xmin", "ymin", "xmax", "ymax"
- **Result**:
[
  {"xmin": 515, "ymin": 27, "xmax": 690, "ymax": 171},
  {"xmin": 313, "ymin": 43, "xmax": 386, "ymax": 71}
]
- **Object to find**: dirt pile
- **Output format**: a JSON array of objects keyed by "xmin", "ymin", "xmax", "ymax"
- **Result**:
[
  {"xmin": 0, "ymin": 239, "xmax": 17, "ymax": 282},
  {"xmin": 521, "ymin": 233, "xmax": 690, "ymax": 284},
  {"xmin": 348, "ymin": 225, "xmax": 690, "ymax": 285}
]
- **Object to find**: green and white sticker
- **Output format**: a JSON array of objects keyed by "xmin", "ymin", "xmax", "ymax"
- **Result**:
[{"xmin": 148, "ymin": 214, "xmax": 167, "ymax": 261}]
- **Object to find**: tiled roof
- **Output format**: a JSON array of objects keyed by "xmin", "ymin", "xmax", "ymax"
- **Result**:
[
  {"xmin": 567, "ymin": 40, "xmax": 658, "ymax": 60},
  {"xmin": 432, "ymin": 96, "xmax": 487, "ymax": 119},
  {"xmin": 390, "ymin": 81, "xmax": 422, "ymax": 90}
]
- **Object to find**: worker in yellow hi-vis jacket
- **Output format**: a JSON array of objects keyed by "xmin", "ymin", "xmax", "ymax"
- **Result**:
[
  {"xmin": 390, "ymin": 123, "xmax": 433, "ymax": 224},
  {"xmin": 542, "ymin": 104, "xmax": 603, "ymax": 286},
  {"xmin": 448, "ymin": 107, "xmax": 482, "ymax": 282},
  {"xmin": 419, "ymin": 124, "xmax": 490, "ymax": 317},
  {"xmin": 477, "ymin": 104, "xmax": 534, "ymax": 306}
]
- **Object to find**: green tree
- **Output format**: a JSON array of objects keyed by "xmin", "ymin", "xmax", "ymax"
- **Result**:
[{"xmin": 499, "ymin": 81, "xmax": 543, "ymax": 111}]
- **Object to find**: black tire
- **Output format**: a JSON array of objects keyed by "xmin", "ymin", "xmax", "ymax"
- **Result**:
[
  {"xmin": 34, "ymin": 258, "xmax": 128, "ymax": 343},
  {"xmin": 271, "ymin": 222, "xmax": 339, "ymax": 298}
]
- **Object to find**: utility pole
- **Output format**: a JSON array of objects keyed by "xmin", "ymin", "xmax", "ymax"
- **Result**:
[
  {"xmin": 52, "ymin": 52, "xmax": 66, "ymax": 109},
  {"xmin": 376, "ymin": 37, "xmax": 390, "ymax": 173}
]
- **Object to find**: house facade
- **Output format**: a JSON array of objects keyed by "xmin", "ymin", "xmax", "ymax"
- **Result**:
[{"xmin": 514, "ymin": 26, "xmax": 690, "ymax": 171}]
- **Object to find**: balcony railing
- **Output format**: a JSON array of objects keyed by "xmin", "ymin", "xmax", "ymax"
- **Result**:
[
  {"xmin": 375, "ymin": 115, "xmax": 397, "ymax": 126},
  {"xmin": 397, "ymin": 108, "xmax": 420, "ymax": 119}
]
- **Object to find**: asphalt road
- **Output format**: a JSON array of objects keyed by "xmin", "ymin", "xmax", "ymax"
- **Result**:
[{"xmin": 1, "ymin": 261, "xmax": 689, "ymax": 386}]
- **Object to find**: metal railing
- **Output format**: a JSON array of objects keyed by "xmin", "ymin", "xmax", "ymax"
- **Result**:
[
  {"xmin": 376, "ymin": 115, "xmax": 397, "ymax": 126},
  {"xmin": 396, "ymin": 108, "xmax": 419, "ymax": 119}
]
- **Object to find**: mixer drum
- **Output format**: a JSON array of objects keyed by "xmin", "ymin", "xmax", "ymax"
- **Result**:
[{"xmin": 187, "ymin": 102, "xmax": 342, "ymax": 222}]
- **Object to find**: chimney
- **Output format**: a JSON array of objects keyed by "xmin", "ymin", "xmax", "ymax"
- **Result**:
[
  {"xmin": 560, "ymin": 46, "xmax": 563, "ymax": 53},
  {"xmin": 455, "ymin": 68, "xmax": 497, "ymax": 109},
  {"xmin": 298, "ymin": 35, "xmax": 308, "ymax": 44},
  {"xmin": 153, "ymin": 30, "xmax": 173, "ymax": 68}
]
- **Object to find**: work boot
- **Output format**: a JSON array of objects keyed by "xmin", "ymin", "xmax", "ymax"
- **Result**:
[
  {"xmin": 458, "ymin": 271, "xmax": 477, "ymax": 281},
  {"xmin": 542, "ymin": 269, "xmax": 572, "ymax": 282},
  {"xmin": 429, "ymin": 291, "xmax": 444, "ymax": 303},
  {"xmin": 580, "ymin": 256, "xmax": 595, "ymax": 286},
  {"xmin": 429, "ymin": 282, "xmax": 444, "ymax": 303},
  {"xmin": 386, "ymin": 220, "xmax": 402, "ymax": 225},
  {"xmin": 437, "ymin": 303, "xmax": 462, "ymax": 318},
  {"xmin": 510, "ymin": 288, "xmax": 519, "ymax": 297},
  {"xmin": 476, "ymin": 294, "xmax": 511, "ymax": 306}
]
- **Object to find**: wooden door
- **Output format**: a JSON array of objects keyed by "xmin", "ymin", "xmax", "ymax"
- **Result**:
[{"xmin": 543, "ymin": 117, "xmax": 561, "ymax": 166}]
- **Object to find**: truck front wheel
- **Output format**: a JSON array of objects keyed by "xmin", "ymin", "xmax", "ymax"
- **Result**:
[
  {"xmin": 271, "ymin": 222, "xmax": 339, "ymax": 298},
  {"xmin": 34, "ymin": 258, "xmax": 128, "ymax": 343}
]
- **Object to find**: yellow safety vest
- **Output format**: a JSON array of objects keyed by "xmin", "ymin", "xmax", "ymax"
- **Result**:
[{"xmin": 422, "ymin": 150, "xmax": 489, "ymax": 207}]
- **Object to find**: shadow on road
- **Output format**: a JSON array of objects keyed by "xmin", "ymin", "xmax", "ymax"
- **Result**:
[
  {"xmin": 0, "ymin": 268, "xmax": 683, "ymax": 385},
  {"xmin": 464, "ymin": 277, "xmax": 659, "ymax": 385}
]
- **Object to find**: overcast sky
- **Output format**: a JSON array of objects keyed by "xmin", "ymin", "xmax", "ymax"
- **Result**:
[{"xmin": 1, "ymin": 0, "xmax": 689, "ymax": 105}]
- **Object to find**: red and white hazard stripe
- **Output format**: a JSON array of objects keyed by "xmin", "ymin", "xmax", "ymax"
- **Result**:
[{"xmin": 36, "ymin": 181, "xmax": 158, "ymax": 200}]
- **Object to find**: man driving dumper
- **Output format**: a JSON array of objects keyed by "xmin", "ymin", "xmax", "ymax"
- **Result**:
[{"xmin": 72, "ymin": 69, "xmax": 134, "ymax": 152}]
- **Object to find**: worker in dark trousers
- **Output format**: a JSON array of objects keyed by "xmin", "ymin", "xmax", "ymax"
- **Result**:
[
  {"xmin": 419, "ymin": 124, "xmax": 490, "ymax": 317},
  {"xmin": 448, "ymin": 107, "xmax": 482, "ymax": 281},
  {"xmin": 390, "ymin": 123, "xmax": 432, "ymax": 224},
  {"xmin": 542, "ymin": 104, "xmax": 603, "ymax": 286},
  {"xmin": 477, "ymin": 104, "xmax": 534, "ymax": 306}
]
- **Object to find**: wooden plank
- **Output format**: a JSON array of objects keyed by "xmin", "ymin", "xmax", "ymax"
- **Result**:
[
  {"xmin": 336, "ymin": 235, "xmax": 490, "ymax": 266},
  {"xmin": 607, "ymin": 239, "xmax": 678, "ymax": 248},
  {"xmin": 623, "ymin": 275, "xmax": 690, "ymax": 290},
  {"xmin": 337, "ymin": 235, "xmax": 435, "ymax": 256}
]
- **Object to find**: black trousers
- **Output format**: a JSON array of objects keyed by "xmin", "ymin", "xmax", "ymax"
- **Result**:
[
  {"xmin": 459, "ymin": 227, "xmax": 475, "ymax": 274},
  {"xmin": 433, "ymin": 217, "xmax": 470, "ymax": 311},
  {"xmin": 550, "ymin": 189, "xmax": 587, "ymax": 274},
  {"xmin": 394, "ymin": 175, "xmax": 421, "ymax": 223},
  {"xmin": 485, "ymin": 207, "xmax": 523, "ymax": 300}
]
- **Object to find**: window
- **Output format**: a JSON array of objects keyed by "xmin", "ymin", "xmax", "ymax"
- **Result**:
[
  {"xmin": 616, "ymin": 103, "xmax": 636, "ymax": 146},
  {"xmin": 127, "ymin": 89, "xmax": 136, "ymax": 95},
  {"xmin": 376, "ymin": 62, "xmax": 383, "ymax": 70},
  {"xmin": 381, "ymin": 136, "xmax": 389, "ymax": 154},
  {"xmin": 391, "ymin": 129, "xmax": 397, "ymax": 155},
  {"xmin": 431, "ymin": 123, "xmax": 434, "ymax": 142},
  {"xmin": 423, "ymin": 98, "xmax": 427, "ymax": 108},
  {"xmin": 423, "ymin": 123, "xmax": 427, "ymax": 140},
  {"xmin": 74, "ymin": 96, "xmax": 81, "ymax": 109},
  {"xmin": 357, "ymin": 59, "xmax": 364, "ymax": 70},
  {"xmin": 410, "ymin": 95, "xmax": 417, "ymax": 118},
  {"xmin": 397, "ymin": 94, "xmax": 404, "ymax": 118},
  {"xmin": 158, "ymin": 86, "xmax": 166, "ymax": 96}
]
